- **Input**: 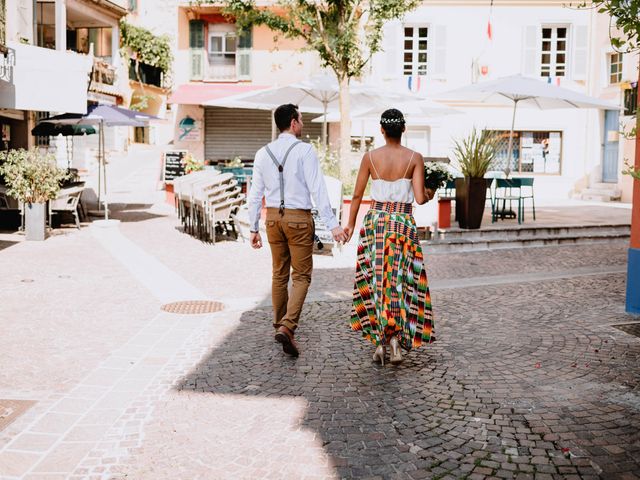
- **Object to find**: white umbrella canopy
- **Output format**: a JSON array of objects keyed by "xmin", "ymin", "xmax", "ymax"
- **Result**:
[
  {"xmin": 206, "ymin": 74, "xmax": 426, "ymax": 145},
  {"xmin": 313, "ymin": 98, "xmax": 461, "ymax": 123},
  {"xmin": 436, "ymin": 74, "xmax": 621, "ymax": 175}
]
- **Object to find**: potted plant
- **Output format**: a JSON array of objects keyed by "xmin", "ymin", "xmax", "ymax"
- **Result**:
[
  {"xmin": 182, "ymin": 152, "xmax": 204, "ymax": 174},
  {"xmin": 424, "ymin": 161, "xmax": 454, "ymax": 229},
  {"xmin": 0, "ymin": 148, "xmax": 68, "ymax": 240},
  {"xmin": 452, "ymin": 128, "xmax": 499, "ymax": 229}
]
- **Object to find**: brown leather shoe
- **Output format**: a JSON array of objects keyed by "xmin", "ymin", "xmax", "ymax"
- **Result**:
[{"xmin": 274, "ymin": 326, "xmax": 299, "ymax": 357}]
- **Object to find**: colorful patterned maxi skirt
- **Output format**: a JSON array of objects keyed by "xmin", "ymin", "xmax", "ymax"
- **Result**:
[{"xmin": 350, "ymin": 201, "xmax": 435, "ymax": 350}]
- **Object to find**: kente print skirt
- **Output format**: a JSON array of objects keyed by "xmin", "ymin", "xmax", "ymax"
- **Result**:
[{"xmin": 350, "ymin": 201, "xmax": 435, "ymax": 350}]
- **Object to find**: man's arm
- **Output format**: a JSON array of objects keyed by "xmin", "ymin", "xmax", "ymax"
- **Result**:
[
  {"xmin": 302, "ymin": 145, "xmax": 346, "ymax": 242},
  {"xmin": 247, "ymin": 153, "xmax": 265, "ymax": 247}
]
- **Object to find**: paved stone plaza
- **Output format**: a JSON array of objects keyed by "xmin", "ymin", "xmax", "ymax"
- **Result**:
[{"xmin": 0, "ymin": 155, "xmax": 638, "ymax": 479}]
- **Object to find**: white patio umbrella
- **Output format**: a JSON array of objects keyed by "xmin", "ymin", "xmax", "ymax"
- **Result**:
[
  {"xmin": 39, "ymin": 105, "xmax": 157, "ymax": 220},
  {"xmin": 206, "ymin": 74, "xmax": 425, "ymax": 146},
  {"xmin": 436, "ymin": 74, "xmax": 621, "ymax": 175}
]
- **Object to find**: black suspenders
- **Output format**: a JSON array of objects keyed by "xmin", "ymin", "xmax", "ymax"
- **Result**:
[{"xmin": 264, "ymin": 141, "xmax": 302, "ymax": 215}]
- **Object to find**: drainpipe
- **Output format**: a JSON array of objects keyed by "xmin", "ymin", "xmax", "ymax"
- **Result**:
[{"xmin": 32, "ymin": 0, "xmax": 37, "ymax": 46}]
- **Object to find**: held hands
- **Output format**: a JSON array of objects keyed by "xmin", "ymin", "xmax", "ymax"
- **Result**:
[
  {"xmin": 425, "ymin": 188, "xmax": 435, "ymax": 202},
  {"xmin": 331, "ymin": 226, "xmax": 348, "ymax": 244},
  {"xmin": 250, "ymin": 232, "xmax": 263, "ymax": 249},
  {"xmin": 343, "ymin": 224, "xmax": 355, "ymax": 243}
]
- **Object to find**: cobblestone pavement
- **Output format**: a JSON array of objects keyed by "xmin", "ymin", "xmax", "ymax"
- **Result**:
[{"xmin": 0, "ymin": 152, "xmax": 638, "ymax": 479}]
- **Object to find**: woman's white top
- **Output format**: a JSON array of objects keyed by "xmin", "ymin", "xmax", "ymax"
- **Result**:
[{"xmin": 369, "ymin": 151, "xmax": 415, "ymax": 204}]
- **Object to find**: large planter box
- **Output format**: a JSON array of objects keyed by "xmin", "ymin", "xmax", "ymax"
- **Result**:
[
  {"xmin": 25, "ymin": 202, "xmax": 47, "ymax": 241},
  {"xmin": 455, "ymin": 177, "xmax": 488, "ymax": 230}
]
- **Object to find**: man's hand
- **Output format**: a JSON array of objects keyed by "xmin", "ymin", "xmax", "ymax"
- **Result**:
[
  {"xmin": 250, "ymin": 232, "xmax": 263, "ymax": 249},
  {"xmin": 331, "ymin": 226, "xmax": 348, "ymax": 244}
]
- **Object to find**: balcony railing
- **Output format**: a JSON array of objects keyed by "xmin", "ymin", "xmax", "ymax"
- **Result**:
[{"xmin": 190, "ymin": 49, "xmax": 251, "ymax": 81}]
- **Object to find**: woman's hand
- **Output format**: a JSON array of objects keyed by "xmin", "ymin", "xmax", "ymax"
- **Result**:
[
  {"xmin": 343, "ymin": 223, "xmax": 356, "ymax": 243},
  {"xmin": 425, "ymin": 188, "xmax": 435, "ymax": 202}
]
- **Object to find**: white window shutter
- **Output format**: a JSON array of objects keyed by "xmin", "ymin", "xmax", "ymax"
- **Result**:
[
  {"xmin": 572, "ymin": 25, "xmax": 588, "ymax": 81},
  {"xmin": 432, "ymin": 25, "xmax": 447, "ymax": 78},
  {"xmin": 522, "ymin": 25, "xmax": 539, "ymax": 77},
  {"xmin": 383, "ymin": 21, "xmax": 402, "ymax": 79}
]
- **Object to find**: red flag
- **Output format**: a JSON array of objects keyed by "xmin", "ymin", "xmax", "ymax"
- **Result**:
[{"xmin": 487, "ymin": 21, "xmax": 492, "ymax": 40}]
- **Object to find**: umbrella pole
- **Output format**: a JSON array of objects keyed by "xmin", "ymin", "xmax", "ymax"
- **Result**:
[
  {"xmin": 102, "ymin": 122, "xmax": 108, "ymax": 221},
  {"xmin": 322, "ymin": 101, "xmax": 328, "ymax": 147},
  {"xmin": 97, "ymin": 124, "xmax": 102, "ymax": 211},
  {"xmin": 504, "ymin": 99, "xmax": 519, "ymax": 178}
]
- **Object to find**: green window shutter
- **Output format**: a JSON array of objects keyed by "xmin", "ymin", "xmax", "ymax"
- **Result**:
[
  {"xmin": 238, "ymin": 29, "xmax": 252, "ymax": 49},
  {"xmin": 189, "ymin": 20, "xmax": 204, "ymax": 49}
]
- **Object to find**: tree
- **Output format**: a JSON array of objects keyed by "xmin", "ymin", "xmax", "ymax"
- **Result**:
[{"xmin": 223, "ymin": 0, "xmax": 420, "ymax": 181}]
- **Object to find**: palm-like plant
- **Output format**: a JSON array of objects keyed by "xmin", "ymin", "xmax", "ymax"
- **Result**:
[{"xmin": 452, "ymin": 128, "xmax": 500, "ymax": 178}]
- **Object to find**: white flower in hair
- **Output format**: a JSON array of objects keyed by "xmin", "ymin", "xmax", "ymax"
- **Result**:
[{"xmin": 380, "ymin": 117, "xmax": 405, "ymax": 125}]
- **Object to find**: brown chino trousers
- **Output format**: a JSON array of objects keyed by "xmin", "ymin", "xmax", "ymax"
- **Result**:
[{"xmin": 265, "ymin": 207, "xmax": 314, "ymax": 332}]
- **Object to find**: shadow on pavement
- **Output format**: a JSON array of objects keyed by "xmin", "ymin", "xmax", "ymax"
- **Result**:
[
  {"xmin": 0, "ymin": 239, "xmax": 20, "ymax": 251},
  {"xmin": 108, "ymin": 203, "xmax": 166, "ymax": 223},
  {"xmin": 176, "ymin": 269, "xmax": 640, "ymax": 479}
]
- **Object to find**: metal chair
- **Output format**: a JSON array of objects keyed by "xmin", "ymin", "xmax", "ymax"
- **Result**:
[{"xmin": 492, "ymin": 178, "xmax": 536, "ymax": 224}]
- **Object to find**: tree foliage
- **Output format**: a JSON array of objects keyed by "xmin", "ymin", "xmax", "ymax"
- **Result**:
[
  {"xmin": 0, "ymin": 149, "xmax": 68, "ymax": 204},
  {"xmin": 573, "ymin": 0, "xmax": 639, "ymax": 52},
  {"xmin": 223, "ymin": 0, "xmax": 420, "ymax": 81}
]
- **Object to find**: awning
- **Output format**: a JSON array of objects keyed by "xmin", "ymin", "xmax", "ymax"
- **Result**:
[
  {"xmin": 168, "ymin": 83, "xmax": 267, "ymax": 105},
  {"xmin": 0, "ymin": 42, "xmax": 92, "ymax": 114}
]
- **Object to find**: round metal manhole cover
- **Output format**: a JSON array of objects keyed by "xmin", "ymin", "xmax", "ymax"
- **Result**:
[{"xmin": 161, "ymin": 301, "xmax": 225, "ymax": 315}]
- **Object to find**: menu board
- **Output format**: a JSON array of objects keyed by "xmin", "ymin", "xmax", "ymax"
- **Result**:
[{"xmin": 163, "ymin": 150, "xmax": 187, "ymax": 183}]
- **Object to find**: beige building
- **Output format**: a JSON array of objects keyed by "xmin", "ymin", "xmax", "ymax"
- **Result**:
[{"xmin": 1, "ymin": 0, "xmax": 129, "ymax": 167}]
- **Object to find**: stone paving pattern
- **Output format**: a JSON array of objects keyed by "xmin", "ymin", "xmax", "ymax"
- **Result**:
[{"xmin": 0, "ymin": 153, "xmax": 638, "ymax": 479}]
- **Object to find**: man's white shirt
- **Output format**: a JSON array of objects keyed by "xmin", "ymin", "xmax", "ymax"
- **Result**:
[{"xmin": 248, "ymin": 133, "xmax": 339, "ymax": 233}]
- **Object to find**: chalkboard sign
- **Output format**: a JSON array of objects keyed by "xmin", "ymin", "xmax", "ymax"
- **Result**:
[{"xmin": 163, "ymin": 150, "xmax": 187, "ymax": 183}]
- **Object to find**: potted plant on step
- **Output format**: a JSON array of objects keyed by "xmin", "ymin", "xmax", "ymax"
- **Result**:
[
  {"xmin": 0, "ymin": 148, "xmax": 68, "ymax": 241},
  {"xmin": 452, "ymin": 128, "xmax": 499, "ymax": 229}
]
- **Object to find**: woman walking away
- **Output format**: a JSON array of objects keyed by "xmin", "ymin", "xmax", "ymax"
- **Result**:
[{"xmin": 344, "ymin": 109, "xmax": 435, "ymax": 366}]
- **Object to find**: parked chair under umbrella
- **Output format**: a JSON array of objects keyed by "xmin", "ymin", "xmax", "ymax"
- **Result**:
[{"xmin": 36, "ymin": 104, "xmax": 158, "ymax": 220}]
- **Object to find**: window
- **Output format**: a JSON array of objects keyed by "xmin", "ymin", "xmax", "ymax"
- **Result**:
[
  {"xmin": 609, "ymin": 52, "xmax": 623, "ymax": 85},
  {"xmin": 488, "ymin": 130, "xmax": 562, "ymax": 174},
  {"xmin": 35, "ymin": 111, "xmax": 50, "ymax": 147},
  {"xmin": 540, "ymin": 26, "xmax": 568, "ymax": 77},
  {"xmin": 129, "ymin": 59, "xmax": 163, "ymax": 88},
  {"xmin": 74, "ymin": 28, "xmax": 112, "ymax": 58},
  {"xmin": 209, "ymin": 31, "xmax": 236, "ymax": 67},
  {"xmin": 36, "ymin": 1, "xmax": 55, "ymax": 49},
  {"xmin": 403, "ymin": 26, "xmax": 428, "ymax": 76},
  {"xmin": 624, "ymin": 85, "xmax": 637, "ymax": 116}
]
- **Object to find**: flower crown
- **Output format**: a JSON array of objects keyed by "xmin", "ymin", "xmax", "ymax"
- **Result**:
[{"xmin": 380, "ymin": 117, "xmax": 405, "ymax": 125}]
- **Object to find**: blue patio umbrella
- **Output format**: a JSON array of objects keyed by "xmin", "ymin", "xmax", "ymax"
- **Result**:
[{"xmin": 38, "ymin": 104, "xmax": 158, "ymax": 219}]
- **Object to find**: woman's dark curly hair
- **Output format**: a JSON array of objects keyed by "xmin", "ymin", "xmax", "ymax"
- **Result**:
[{"xmin": 380, "ymin": 108, "xmax": 406, "ymax": 139}]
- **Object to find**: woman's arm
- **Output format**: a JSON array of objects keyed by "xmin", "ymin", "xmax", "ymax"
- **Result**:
[
  {"xmin": 344, "ymin": 153, "xmax": 371, "ymax": 241},
  {"xmin": 412, "ymin": 153, "xmax": 434, "ymax": 205}
]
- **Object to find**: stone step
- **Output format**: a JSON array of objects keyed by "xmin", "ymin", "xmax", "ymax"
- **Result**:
[
  {"xmin": 425, "ymin": 223, "xmax": 630, "ymax": 241},
  {"xmin": 422, "ymin": 231, "xmax": 629, "ymax": 253},
  {"xmin": 580, "ymin": 192, "xmax": 622, "ymax": 202}
]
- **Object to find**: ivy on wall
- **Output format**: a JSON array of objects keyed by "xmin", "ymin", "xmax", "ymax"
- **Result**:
[{"xmin": 120, "ymin": 20, "xmax": 172, "ymax": 74}]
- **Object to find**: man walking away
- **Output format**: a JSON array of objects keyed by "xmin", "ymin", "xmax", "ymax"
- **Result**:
[{"xmin": 248, "ymin": 104, "xmax": 347, "ymax": 357}]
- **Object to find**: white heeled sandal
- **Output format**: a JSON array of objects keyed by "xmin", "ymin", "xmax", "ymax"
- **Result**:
[{"xmin": 389, "ymin": 337, "xmax": 403, "ymax": 365}]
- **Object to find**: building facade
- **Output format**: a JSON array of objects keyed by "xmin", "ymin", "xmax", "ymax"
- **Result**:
[
  {"xmin": 1, "ymin": 0, "xmax": 130, "ymax": 169},
  {"xmin": 360, "ymin": 0, "xmax": 637, "ymax": 202}
]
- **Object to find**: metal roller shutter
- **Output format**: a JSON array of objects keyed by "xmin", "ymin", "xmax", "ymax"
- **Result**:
[{"xmin": 204, "ymin": 107, "xmax": 324, "ymax": 162}]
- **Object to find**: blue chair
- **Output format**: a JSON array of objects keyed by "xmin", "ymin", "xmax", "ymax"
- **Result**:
[{"xmin": 492, "ymin": 178, "xmax": 536, "ymax": 224}]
